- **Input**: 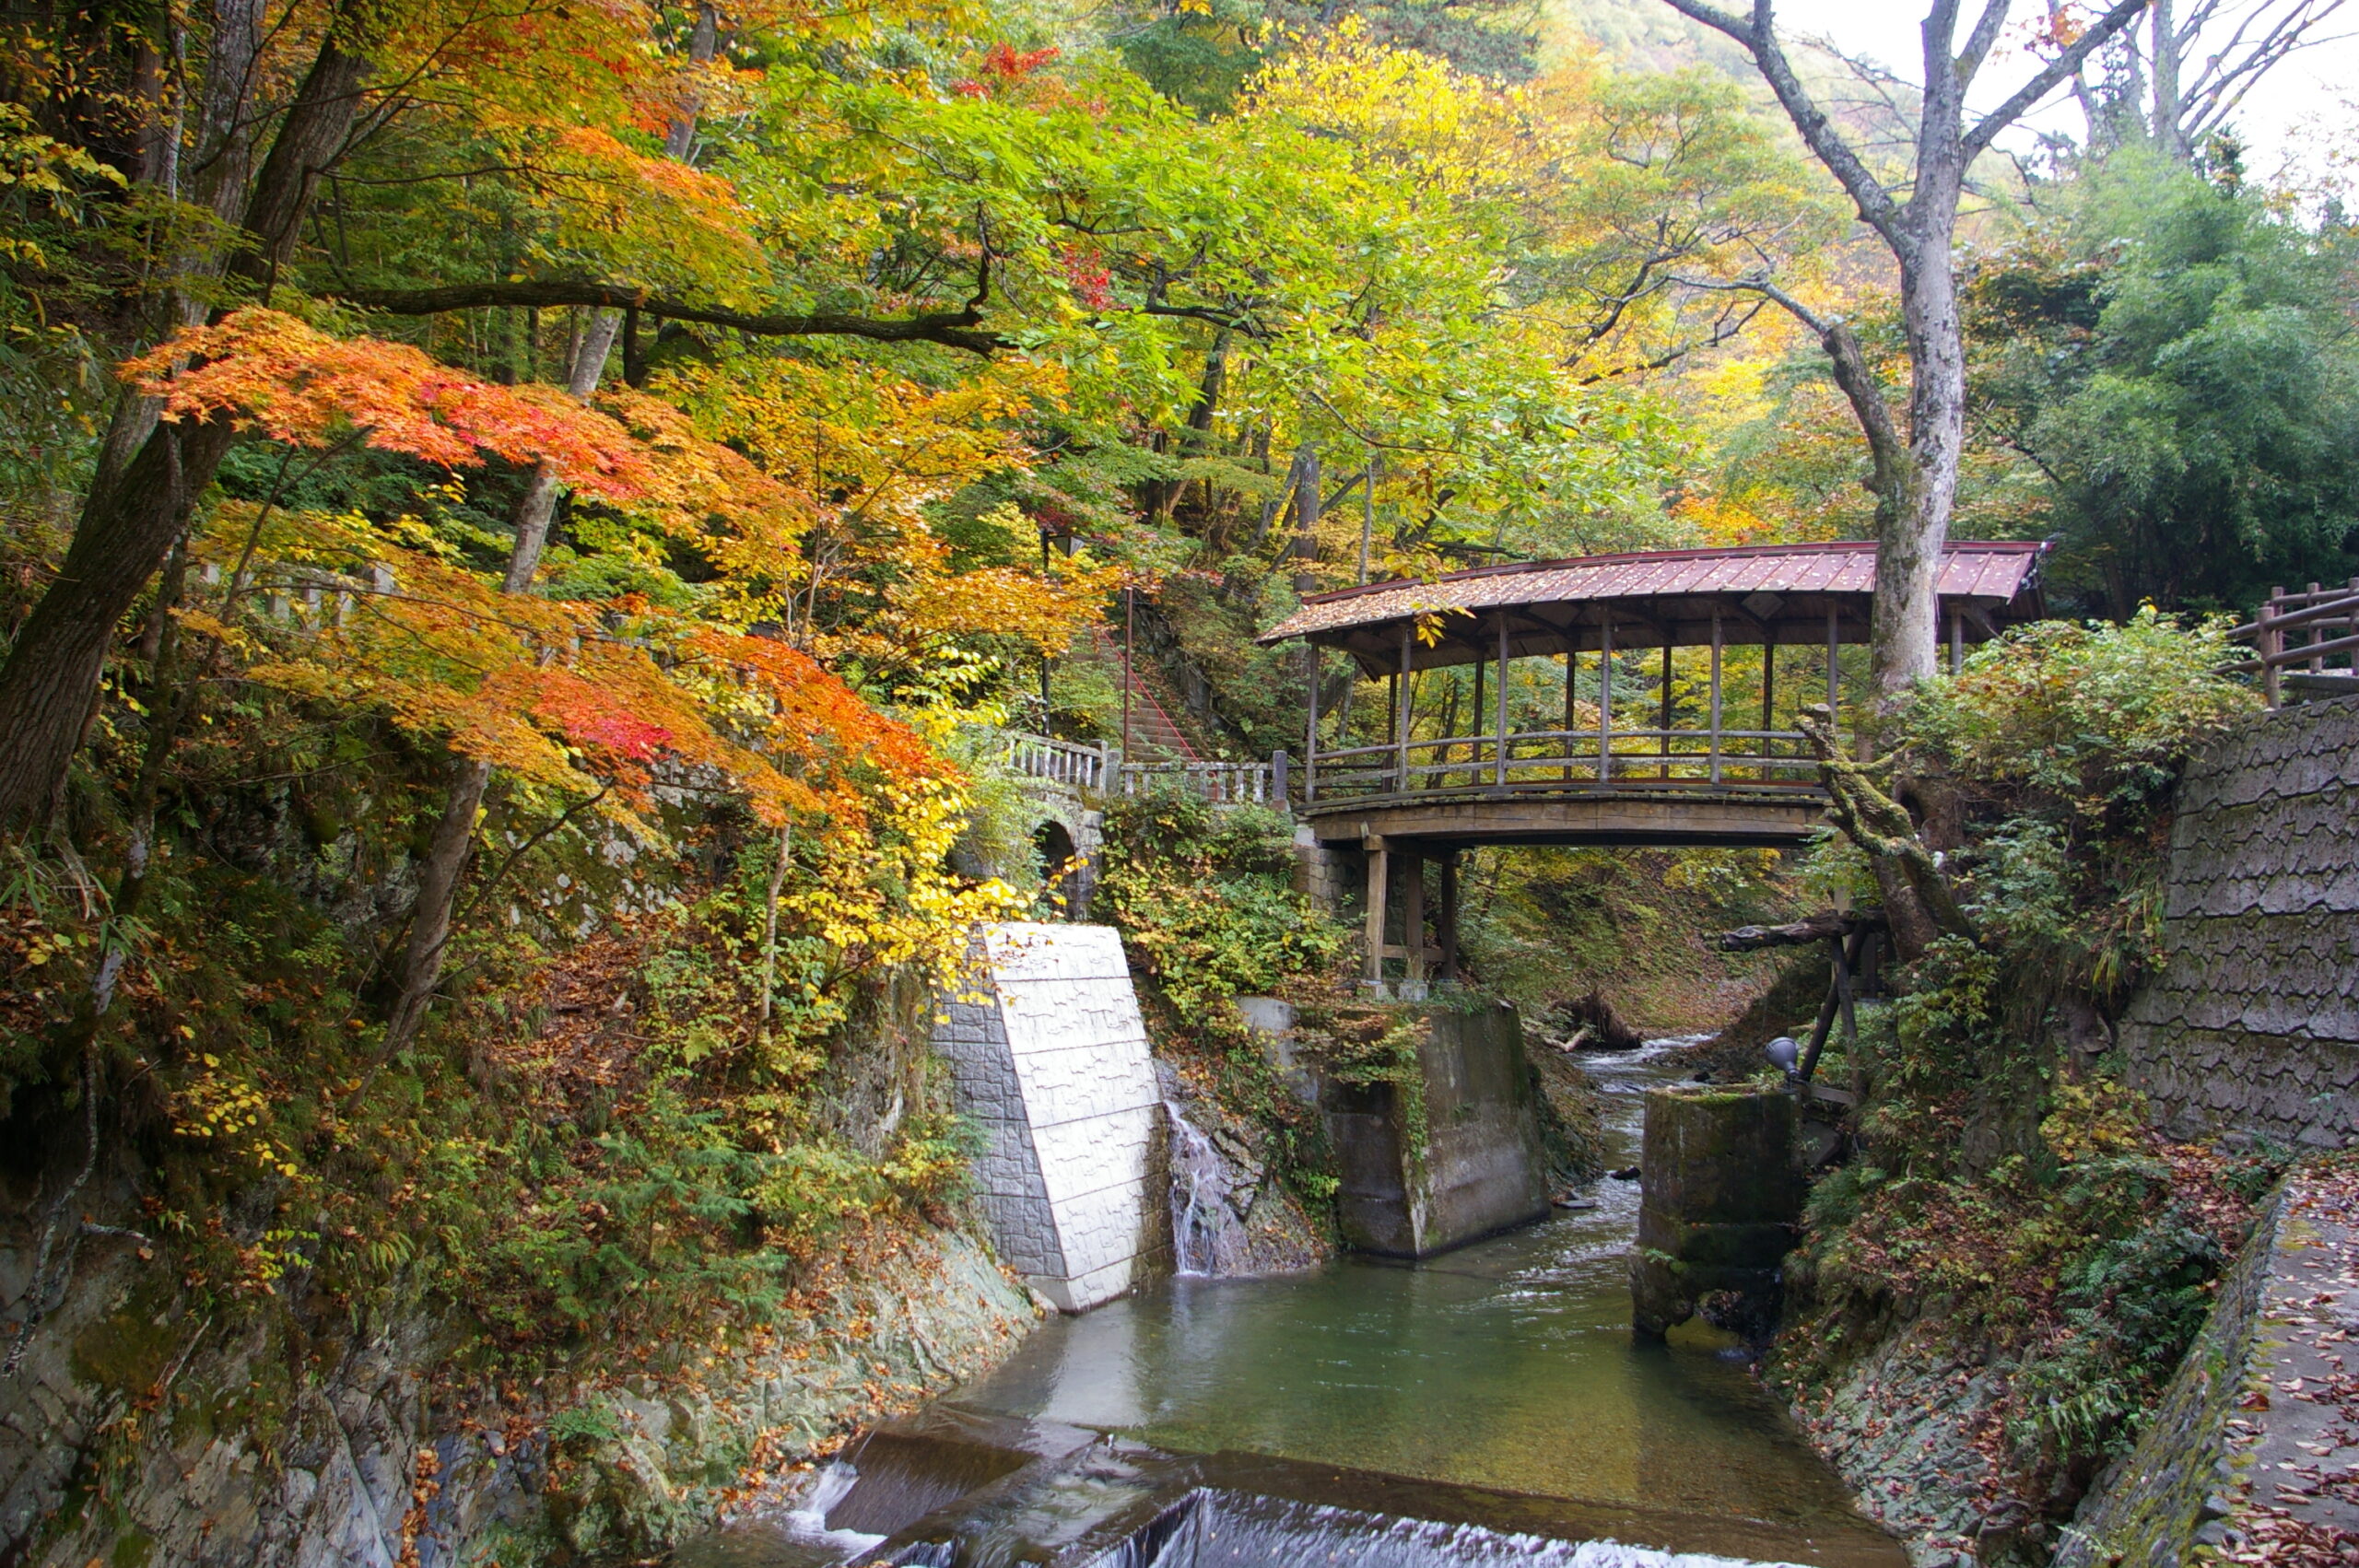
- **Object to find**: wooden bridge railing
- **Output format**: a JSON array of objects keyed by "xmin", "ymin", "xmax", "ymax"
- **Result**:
[
  {"xmin": 1305, "ymin": 725, "xmax": 1822, "ymax": 803},
  {"xmin": 2230, "ymin": 580, "xmax": 2359, "ymax": 706}
]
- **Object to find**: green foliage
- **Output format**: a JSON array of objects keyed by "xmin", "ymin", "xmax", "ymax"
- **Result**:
[
  {"xmin": 1900, "ymin": 608, "xmax": 2260, "ymax": 825},
  {"xmin": 1456, "ymin": 845, "xmax": 1789, "ymax": 1029},
  {"xmin": 1967, "ymin": 150, "xmax": 2359, "ymax": 614},
  {"xmin": 1293, "ymin": 1000, "xmax": 1431, "ymax": 1150},
  {"xmin": 1098, "ymin": 788, "xmax": 1344, "ymax": 1013},
  {"xmin": 1778, "ymin": 609, "xmax": 2281, "ymax": 1516}
]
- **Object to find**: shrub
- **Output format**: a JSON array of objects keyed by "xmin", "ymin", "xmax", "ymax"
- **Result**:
[{"xmin": 1901, "ymin": 606, "xmax": 2259, "ymax": 825}]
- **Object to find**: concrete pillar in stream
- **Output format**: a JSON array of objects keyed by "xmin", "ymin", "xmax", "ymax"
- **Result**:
[
  {"xmin": 1630, "ymin": 1086, "xmax": 1802, "ymax": 1341},
  {"xmin": 1322, "ymin": 1000, "xmax": 1552, "ymax": 1257}
]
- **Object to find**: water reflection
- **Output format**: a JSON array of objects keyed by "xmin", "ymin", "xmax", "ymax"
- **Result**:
[{"xmin": 941, "ymin": 1044, "xmax": 1858, "ymax": 1533}]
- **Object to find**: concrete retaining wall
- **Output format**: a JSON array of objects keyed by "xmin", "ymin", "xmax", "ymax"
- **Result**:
[
  {"xmin": 931, "ymin": 923, "xmax": 1163, "ymax": 1312},
  {"xmin": 2118, "ymin": 696, "xmax": 2359, "ymax": 1150},
  {"xmin": 2058, "ymin": 1162, "xmax": 2359, "ymax": 1565}
]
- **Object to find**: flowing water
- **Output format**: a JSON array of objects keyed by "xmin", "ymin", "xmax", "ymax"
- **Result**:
[
  {"xmin": 1165, "ymin": 1102, "xmax": 1250, "ymax": 1279},
  {"xmin": 678, "ymin": 1043, "xmax": 1895, "ymax": 1568}
]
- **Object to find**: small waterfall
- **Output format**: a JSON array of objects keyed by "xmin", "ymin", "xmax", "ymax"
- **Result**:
[
  {"xmin": 1166, "ymin": 1100, "xmax": 1252, "ymax": 1278},
  {"xmin": 768, "ymin": 1459, "xmax": 886, "ymax": 1561}
]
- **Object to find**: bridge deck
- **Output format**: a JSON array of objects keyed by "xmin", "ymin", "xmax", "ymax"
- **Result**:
[{"xmin": 1301, "ymin": 780, "xmax": 1826, "ymax": 848}]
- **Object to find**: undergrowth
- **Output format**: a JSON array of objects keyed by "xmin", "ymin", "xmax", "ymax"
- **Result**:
[{"xmin": 1769, "ymin": 611, "xmax": 2278, "ymax": 1548}]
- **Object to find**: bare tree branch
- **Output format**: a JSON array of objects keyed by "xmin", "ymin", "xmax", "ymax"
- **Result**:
[
  {"xmin": 1660, "ymin": 0, "xmax": 1909, "ymax": 250},
  {"xmin": 1962, "ymin": 0, "xmax": 2150, "ymax": 161}
]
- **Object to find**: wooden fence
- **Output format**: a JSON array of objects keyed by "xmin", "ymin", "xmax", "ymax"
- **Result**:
[{"xmin": 2230, "ymin": 579, "xmax": 2359, "ymax": 706}]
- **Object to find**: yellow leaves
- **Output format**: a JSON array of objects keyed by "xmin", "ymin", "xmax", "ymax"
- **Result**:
[
  {"xmin": 2040, "ymin": 1080, "xmax": 2152, "ymax": 1164},
  {"xmin": 534, "ymin": 126, "xmax": 766, "ymax": 300}
]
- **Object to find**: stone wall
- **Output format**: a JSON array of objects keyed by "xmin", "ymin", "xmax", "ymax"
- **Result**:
[
  {"xmin": 1, "ymin": 1211, "xmax": 1035, "ymax": 1568},
  {"xmin": 930, "ymin": 923, "xmax": 1164, "ymax": 1311},
  {"xmin": 1289, "ymin": 825, "xmax": 1360, "ymax": 917},
  {"xmin": 2117, "ymin": 696, "xmax": 2359, "ymax": 1150},
  {"xmin": 2058, "ymin": 1162, "xmax": 2358, "ymax": 1565}
]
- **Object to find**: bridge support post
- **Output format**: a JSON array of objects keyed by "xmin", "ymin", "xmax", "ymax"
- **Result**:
[
  {"xmin": 1708, "ymin": 610, "xmax": 1723, "ymax": 785},
  {"xmin": 1401, "ymin": 848, "xmax": 1425, "ymax": 992},
  {"xmin": 1438, "ymin": 850, "xmax": 1459, "ymax": 983},
  {"xmin": 1362, "ymin": 835, "xmax": 1389, "ymax": 992}
]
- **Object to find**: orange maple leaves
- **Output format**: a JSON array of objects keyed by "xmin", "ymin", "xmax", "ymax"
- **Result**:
[{"xmin": 127, "ymin": 310, "xmax": 658, "ymax": 506}]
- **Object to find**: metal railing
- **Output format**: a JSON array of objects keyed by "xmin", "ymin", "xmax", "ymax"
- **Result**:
[
  {"xmin": 1305, "ymin": 723, "xmax": 1821, "ymax": 803},
  {"xmin": 2230, "ymin": 580, "xmax": 2359, "ymax": 706}
]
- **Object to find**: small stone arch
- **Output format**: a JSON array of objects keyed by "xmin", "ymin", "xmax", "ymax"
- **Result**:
[
  {"xmin": 1013, "ymin": 792, "xmax": 1098, "ymax": 921},
  {"xmin": 1033, "ymin": 818, "xmax": 1078, "ymax": 916}
]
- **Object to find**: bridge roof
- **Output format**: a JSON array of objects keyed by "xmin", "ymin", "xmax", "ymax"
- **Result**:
[{"xmin": 1257, "ymin": 540, "xmax": 2048, "ymax": 673}]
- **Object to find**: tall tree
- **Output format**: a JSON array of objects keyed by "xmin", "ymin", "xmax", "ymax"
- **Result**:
[
  {"xmin": 1659, "ymin": 0, "xmax": 2147, "ymax": 699},
  {"xmin": 2053, "ymin": 0, "xmax": 2351, "ymax": 160},
  {"xmin": 0, "ymin": 18, "xmax": 372, "ymax": 831}
]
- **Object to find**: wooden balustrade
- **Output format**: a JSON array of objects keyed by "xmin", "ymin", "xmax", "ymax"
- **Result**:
[
  {"xmin": 2229, "ymin": 579, "xmax": 2359, "ymax": 707},
  {"xmin": 1304, "ymin": 723, "xmax": 1822, "ymax": 803}
]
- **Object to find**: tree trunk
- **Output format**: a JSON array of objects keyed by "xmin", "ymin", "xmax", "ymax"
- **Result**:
[
  {"xmin": 0, "ymin": 33, "xmax": 370, "ymax": 833},
  {"xmin": 379, "ymin": 755, "xmax": 495, "ymax": 1057},
  {"xmin": 1877, "ymin": 229, "xmax": 1963, "ymax": 701},
  {"xmin": 378, "ymin": 308, "xmax": 624, "ymax": 1058},
  {"xmin": 503, "ymin": 310, "xmax": 621, "ymax": 591},
  {"xmin": 2150, "ymin": 0, "xmax": 2187, "ymax": 160},
  {"xmin": 663, "ymin": 3, "xmax": 721, "ymax": 161}
]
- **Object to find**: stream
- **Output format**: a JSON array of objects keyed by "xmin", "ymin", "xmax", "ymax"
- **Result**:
[{"xmin": 678, "ymin": 1042, "xmax": 1895, "ymax": 1568}]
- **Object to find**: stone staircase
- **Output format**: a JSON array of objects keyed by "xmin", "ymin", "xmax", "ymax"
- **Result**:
[{"xmin": 1081, "ymin": 626, "xmax": 1205, "ymax": 763}]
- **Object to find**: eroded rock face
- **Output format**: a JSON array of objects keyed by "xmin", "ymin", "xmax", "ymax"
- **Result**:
[
  {"xmin": 1629, "ymin": 1086, "xmax": 1802, "ymax": 1342},
  {"xmin": 2, "ymin": 1220, "xmax": 1037, "ymax": 1567},
  {"xmin": 1784, "ymin": 1327, "xmax": 2015, "ymax": 1568}
]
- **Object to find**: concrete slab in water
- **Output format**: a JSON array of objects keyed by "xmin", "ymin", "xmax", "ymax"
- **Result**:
[{"xmin": 1324, "ymin": 1000, "xmax": 1554, "ymax": 1258}]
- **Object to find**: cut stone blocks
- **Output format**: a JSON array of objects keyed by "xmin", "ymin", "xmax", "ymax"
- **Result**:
[
  {"xmin": 2118, "ymin": 694, "xmax": 2359, "ymax": 1149},
  {"xmin": 931, "ymin": 922, "xmax": 1162, "ymax": 1313}
]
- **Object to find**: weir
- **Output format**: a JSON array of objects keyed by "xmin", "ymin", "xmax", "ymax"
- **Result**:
[{"xmin": 688, "ymin": 1045, "xmax": 1907, "ymax": 1568}]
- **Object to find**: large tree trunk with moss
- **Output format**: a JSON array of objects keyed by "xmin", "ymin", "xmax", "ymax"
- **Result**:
[{"xmin": 0, "ymin": 35, "xmax": 371, "ymax": 834}]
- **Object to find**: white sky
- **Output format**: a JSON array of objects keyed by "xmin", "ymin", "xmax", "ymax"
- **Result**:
[{"xmin": 1762, "ymin": 1, "xmax": 2359, "ymax": 183}]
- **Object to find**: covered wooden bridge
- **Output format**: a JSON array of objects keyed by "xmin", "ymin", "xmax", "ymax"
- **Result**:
[{"xmin": 1256, "ymin": 540, "xmax": 2048, "ymax": 988}]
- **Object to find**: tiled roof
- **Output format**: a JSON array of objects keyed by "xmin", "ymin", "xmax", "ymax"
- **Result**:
[{"xmin": 1258, "ymin": 540, "xmax": 2047, "ymax": 647}]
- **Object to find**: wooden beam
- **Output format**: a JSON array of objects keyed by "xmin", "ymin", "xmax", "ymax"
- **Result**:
[
  {"xmin": 1708, "ymin": 609, "xmax": 1724, "ymax": 786},
  {"xmin": 1598, "ymin": 616, "xmax": 1614, "ymax": 783},
  {"xmin": 1401, "ymin": 848, "xmax": 1425, "ymax": 986},
  {"xmin": 1495, "ymin": 615, "xmax": 1510, "ymax": 787},
  {"xmin": 1396, "ymin": 623, "xmax": 1414, "ymax": 791},
  {"xmin": 1438, "ymin": 850, "xmax": 1460, "ymax": 981}
]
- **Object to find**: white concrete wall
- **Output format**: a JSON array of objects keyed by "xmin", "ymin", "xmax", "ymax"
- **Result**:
[{"xmin": 932, "ymin": 923, "xmax": 1161, "ymax": 1312}]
